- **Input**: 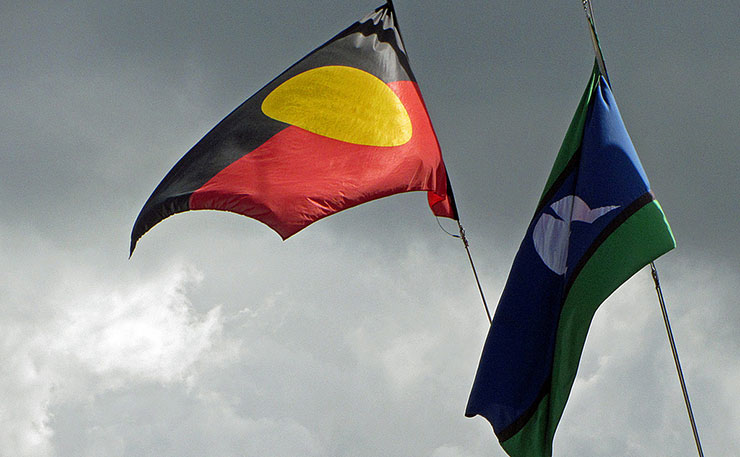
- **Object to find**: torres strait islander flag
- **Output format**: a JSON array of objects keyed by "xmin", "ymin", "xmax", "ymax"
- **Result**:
[
  {"xmin": 130, "ymin": 2, "xmax": 457, "ymax": 254},
  {"xmin": 465, "ymin": 63, "xmax": 676, "ymax": 457}
]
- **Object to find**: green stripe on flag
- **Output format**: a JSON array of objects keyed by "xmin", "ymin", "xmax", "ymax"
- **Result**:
[
  {"xmin": 501, "ymin": 200, "xmax": 675, "ymax": 457},
  {"xmin": 501, "ymin": 392, "xmax": 553, "ymax": 457}
]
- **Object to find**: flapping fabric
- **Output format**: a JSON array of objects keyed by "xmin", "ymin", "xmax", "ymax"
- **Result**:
[
  {"xmin": 465, "ymin": 65, "xmax": 675, "ymax": 457},
  {"xmin": 130, "ymin": 2, "xmax": 457, "ymax": 254}
]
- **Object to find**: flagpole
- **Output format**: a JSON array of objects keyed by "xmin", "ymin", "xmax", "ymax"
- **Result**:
[
  {"xmin": 581, "ymin": 0, "xmax": 609, "ymax": 81},
  {"xmin": 650, "ymin": 262, "xmax": 705, "ymax": 457},
  {"xmin": 581, "ymin": 2, "xmax": 704, "ymax": 455},
  {"xmin": 457, "ymin": 221, "xmax": 492, "ymax": 323},
  {"xmin": 388, "ymin": 0, "xmax": 492, "ymax": 325}
]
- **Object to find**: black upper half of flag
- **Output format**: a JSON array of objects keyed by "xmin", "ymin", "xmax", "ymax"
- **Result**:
[{"xmin": 130, "ymin": 2, "xmax": 414, "ymax": 254}]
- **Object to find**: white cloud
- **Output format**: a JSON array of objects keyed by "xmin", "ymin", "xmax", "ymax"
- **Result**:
[
  {"xmin": 2, "ymin": 220, "xmax": 735, "ymax": 457},
  {"xmin": 54, "ymin": 266, "xmax": 219, "ymax": 385},
  {"xmin": 556, "ymin": 253, "xmax": 740, "ymax": 456},
  {"xmin": 431, "ymin": 444, "xmax": 468, "ymax": 457},
  {"xmin": 0, "ymin": 260, "xmax": 225, "ymax": 457}
]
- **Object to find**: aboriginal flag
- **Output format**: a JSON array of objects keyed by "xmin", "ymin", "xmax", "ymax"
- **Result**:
[
  {"xmin": 465, "ymin": 64, "xmax": 675, "ymax": 456},
  {"xmin": 131, "ymin": 2, "xmax": 457, "ymax": 254}
]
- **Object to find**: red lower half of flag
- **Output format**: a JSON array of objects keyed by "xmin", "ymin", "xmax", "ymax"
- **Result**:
[{"xmin": 189, "ymin": 81, "xmax": 455, "ymax": 238}]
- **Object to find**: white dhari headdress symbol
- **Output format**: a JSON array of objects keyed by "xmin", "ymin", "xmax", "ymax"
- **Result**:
[{"xmin": 532, "ymin": 195, "xmax": 620, "ymax": 275}]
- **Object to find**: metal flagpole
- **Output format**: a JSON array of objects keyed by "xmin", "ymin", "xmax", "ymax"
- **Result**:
[
  {"xmin": 651, "ymin": 262, "xmax": 705, "ymax": 457},
  {"xmin": 581, "ymin": 0, "xmax": 609, "ymax": 80},
  {"xmin": 388, "ymin": 0, "xmax": 491, "ymax": 325},
  {"xmin": 457, "ymin": 221, "xmax": 492, "ymax": 323},
  {"xmin": 435, "ymin": 216, "xmax": 492, "ymax": 324},
  {"xmin": 581, "ymin": 2, "xmax": 704, "ymax": 455}
]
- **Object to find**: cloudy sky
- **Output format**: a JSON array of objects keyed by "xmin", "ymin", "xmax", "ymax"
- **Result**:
[{"xmin": 1, "ymin": 1, "xmax": 738, "ymax": 456}]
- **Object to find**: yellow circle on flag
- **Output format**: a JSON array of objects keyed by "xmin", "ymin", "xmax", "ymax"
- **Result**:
[{"xmin": 261, "ymin": 66, "xmax": 412, "ymax": 147}]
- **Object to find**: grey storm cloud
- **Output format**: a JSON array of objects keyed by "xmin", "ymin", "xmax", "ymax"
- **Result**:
[{"xmin": 1, "ymin": 1, "xmax": 738, "ymax": 456}]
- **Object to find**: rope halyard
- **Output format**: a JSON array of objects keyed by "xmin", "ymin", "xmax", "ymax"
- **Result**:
[
  {"xmin": 435, "ymin": 216, "xmax": 492, "ymax": 323},
  {"xmin": 436, "ymin": 216, "xmax": 461, "ymax": 239}
]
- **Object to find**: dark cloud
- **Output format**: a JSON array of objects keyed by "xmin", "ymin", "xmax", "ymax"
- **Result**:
[{"xmin": 1, "ymin": 1, "xmax": 737, "ymax": 456}]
